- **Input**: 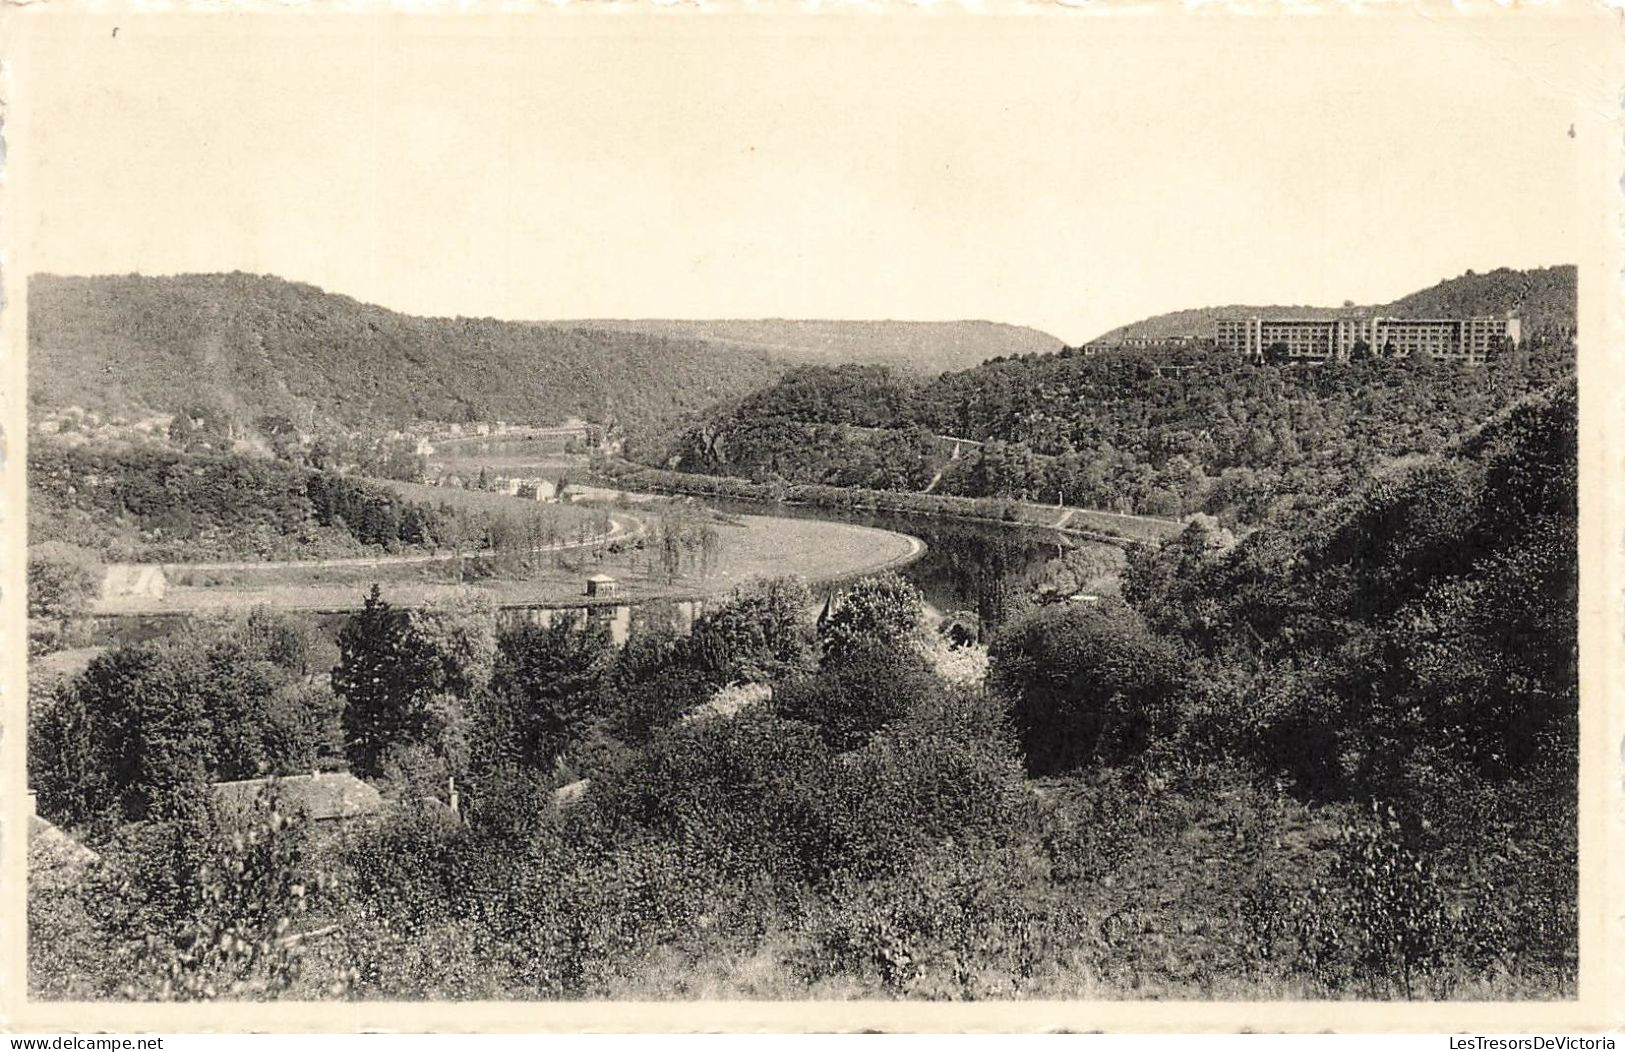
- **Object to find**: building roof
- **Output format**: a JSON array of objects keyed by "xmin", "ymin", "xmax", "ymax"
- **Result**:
[
  {"xmin": 586, "ymin": 574, "xmax": 618, "ymax": 584},
  {"xmin": 28, "ymin": 812, "xmax": 100, "ymax": 869},
  {"xmin": 211, "ymin": 772, "xmax": 382, "ymax": 822},
  {"xmin": 554, "ymin": 778, "xmax": 591, "ymax": 809}
]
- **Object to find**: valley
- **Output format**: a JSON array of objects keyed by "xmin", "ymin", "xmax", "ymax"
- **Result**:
[{"xmin": 24, "ymin": 264, "xmax": 1581, "ymax": 1005}]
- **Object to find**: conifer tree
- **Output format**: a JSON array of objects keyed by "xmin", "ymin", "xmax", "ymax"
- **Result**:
[{"xmin": 332, "ymin": 586, "xmax": 438, "ymax": 777}]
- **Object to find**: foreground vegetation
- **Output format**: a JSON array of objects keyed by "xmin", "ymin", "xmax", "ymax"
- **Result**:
[{"xmin": 27, "ymin": 374, "xmax": 1576, "ymax": 1000}]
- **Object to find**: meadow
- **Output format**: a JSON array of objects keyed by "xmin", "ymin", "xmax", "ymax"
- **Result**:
[{"xmin": 90, "ymin": 511, "xmax": 923, "ymax": 615}]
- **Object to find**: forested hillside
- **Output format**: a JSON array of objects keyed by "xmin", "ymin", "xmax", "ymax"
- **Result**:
[
  {"xmin": 28, "ymin": 441, "xmax": 591, "ymax": 564},
  {"xmin": 1117, "ymin": 380, "xmax": 1578, "ymax": 986},
  {"xmin": 28, "ymin": 274, "xmax": 792, "ymax": 437},
  {"xmin": 667, "ymin": 333, "xmax": 1574, "ymax": 526},
  {"xmin": 1091, "ymin": 265, "xmax": 1575, "ymax": 343},
  {"xmin": 540, "ymin": 318, "xmax": 1063, "ymax": 375}
]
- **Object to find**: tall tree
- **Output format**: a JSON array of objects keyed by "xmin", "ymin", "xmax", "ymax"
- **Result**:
[
  {"xmin": 332, "ymin": 586, "xmax": 440, "ymax": 778},
  {"xmin": 30, "ymin": 644, "xmax": 212, "ymax": 828},
  {"xmin": 481, "ymin": 614, "xmax": 613, "ymax": 769}
]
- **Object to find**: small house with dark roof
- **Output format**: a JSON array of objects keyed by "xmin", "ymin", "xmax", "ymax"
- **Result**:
[
  {"xmin": 210, "ymin": 772, "xmax": 382, "ymax": 826},
  {"xmin": 26, "ymin": 792, "xmax": 99, "ymax": 883}
]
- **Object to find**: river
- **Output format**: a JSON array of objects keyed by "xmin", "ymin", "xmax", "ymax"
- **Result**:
[
  {"xmin": 680, "ymin": 495, "xmax": 1094, "ymax": 630},
  {"xmin": 80, "ymin": 491, "xmax": 1097, "ymax": 652}
]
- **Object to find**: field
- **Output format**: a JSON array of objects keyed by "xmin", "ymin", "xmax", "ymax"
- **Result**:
[
  {"xmin": 372, "ymin": 477, "xmax": 598, "ymax": 525},
  {"xmin": 430, "ymin": 455, "xmax": 583, "ymax": 476},
  {"xmin": 91, "ymin": 512, "xmax": 923, "ymax": 615}
]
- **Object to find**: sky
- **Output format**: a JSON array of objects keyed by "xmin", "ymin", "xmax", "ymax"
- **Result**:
[{"xmin": 11, "ymin": 12, "xmax": 1599, "ymax": 344}]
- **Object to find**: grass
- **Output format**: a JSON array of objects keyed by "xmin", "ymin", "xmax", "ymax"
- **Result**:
[
  {"xmin": 371, "ymin": 477, "xmax": 599, "ymax": 530},
  {"xmin": 430, "ymin": 455, "xmax": 583, "ymax": 475},
  {"xmin": 265, "ymin": 761, "xmax": 1570, "ymax": 1002},
  {"xmin": 91, "ymin": 512, "xmax": 924, "ymax": 615},
  {"xmin": 1061, "ymin": 507, "xmax": 1184, "ymax": 544}
]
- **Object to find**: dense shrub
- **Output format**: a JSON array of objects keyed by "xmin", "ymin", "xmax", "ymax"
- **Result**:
[
  {"xmin": 989, "ymin": 599, "xmax": 1187, "ymax": 774},
  {"xmin": 774, "ymin": 642, "xmax": 938, "ymax": 752},
  {"xmin": 828, "ymin": 687, "xmax": 1031, "ymax": 878},
  {"xmin": 585, "ymin": 710, "xmax": 840, "ymax": 882},
  {"xmin": 31, "ymin": 612, "xmax": 345, "ymax": 832},
  {"xmin": 27, "ymin": 544, "xmax": 103, "ymax": 622},
  {"xmin": 679, "ymin": 576, "xmax": 818, "ymax": 686},
  {"xmin": 816, "ymin": 571, "xmax": 924, "ymax": 661},
  {"xmin": 31, "ymin": 787, "xmax": 337, "ymax": 1001}
]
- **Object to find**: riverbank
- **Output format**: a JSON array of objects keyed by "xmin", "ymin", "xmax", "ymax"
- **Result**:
[{"xmin": 592, "ymin": 460, "xmax": 1184, "ymax": 546}]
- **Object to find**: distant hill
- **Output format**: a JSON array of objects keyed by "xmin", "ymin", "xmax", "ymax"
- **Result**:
[
  {"xmin": 1091, "ymin": 265, "xmax": 1577, "ymax": 344},
  {"xmin": 537, "ymin": 318, "xmax": 1063, "ymax": 376},
  {"xmin": 1383, "ymin": 266, "xmax": 1577, "ymax": 334},
  {"xmin": 27, "ymin": 273, "xmax": 795, "ymax": 436}
]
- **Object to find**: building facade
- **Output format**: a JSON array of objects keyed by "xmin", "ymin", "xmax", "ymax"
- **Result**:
[{"xmin": 1214, "ymin": 316, "xmax": 1521, "ymax": 365}]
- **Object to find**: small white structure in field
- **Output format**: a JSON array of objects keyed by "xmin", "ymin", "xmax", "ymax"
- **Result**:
[
  {"xmin": 101, "ymin": 564, "xmax": 168, "ymax": 601},
  {"xmin": 585, "ymin": 574, "xmax": 618, "ymax": 598}
]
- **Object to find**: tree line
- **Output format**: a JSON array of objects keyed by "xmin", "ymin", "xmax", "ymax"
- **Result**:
[{"xmin": 29, "ymin": 441, "xmax": 573, "ymax": 564}]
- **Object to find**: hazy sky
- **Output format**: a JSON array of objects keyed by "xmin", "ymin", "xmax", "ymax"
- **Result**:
[{"xmin": 12, "ymin": 13, "xmax": 1597, "ymax": 343}]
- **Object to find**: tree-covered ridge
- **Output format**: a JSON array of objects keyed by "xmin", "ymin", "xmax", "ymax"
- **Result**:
[
  {"xmin": 998, "ymin": 380, "xmax": 1577, "ymax": 987},
  {"xmin": 1090, "ymin": 264, "xmax": 1576, "ymax": 343},
  {"xmin": 538, "ymin": 318, "xmax": 1064, "ymax": 376},
  {"xmin": 27, "ymin": 441, "xmax": 581, "ymax": 563},
  {"xmin": 28, "ymin": 273, "xmax": 792, "ymax": 437},
  {"xmin": 668, "ymin": 333, "xmax": 1573, "ymax": 525}
]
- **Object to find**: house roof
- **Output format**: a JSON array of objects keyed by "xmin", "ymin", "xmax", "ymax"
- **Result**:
[
  {"xmin": 211, "ymin": 772, "xmax": 382, "ymax": 822},
  {"xmin": 586, "ymin": 574, "xmax": 618, "ymax": 584},
  {"xmin": 28, "ymin": 813, "xmax": 100, "ymax": 868},
  {"xmin": 554, "ymin": 778, "xmax": 591, "ymax": 809}
]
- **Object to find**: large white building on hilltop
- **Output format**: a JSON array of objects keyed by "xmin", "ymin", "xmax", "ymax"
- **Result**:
[{"xmin": 1215, "ymin": 316, "xmax": 1522, "ymax": 365}]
